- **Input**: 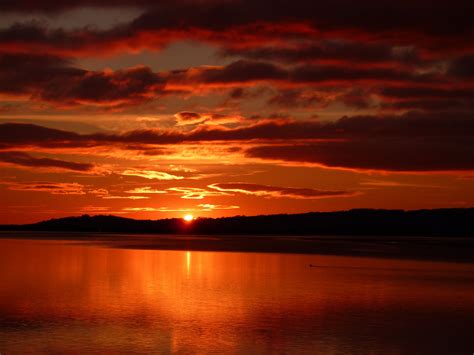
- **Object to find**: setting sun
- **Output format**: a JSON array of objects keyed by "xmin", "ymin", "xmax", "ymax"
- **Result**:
[{"xmin": 183, "ymin": 214, "xmax": 194, "ymax": 222}]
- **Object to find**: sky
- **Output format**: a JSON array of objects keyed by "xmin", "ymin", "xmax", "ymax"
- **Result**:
[{"xmin": 0, "ymin": 0, "xmax": 473, "ymax": 223}]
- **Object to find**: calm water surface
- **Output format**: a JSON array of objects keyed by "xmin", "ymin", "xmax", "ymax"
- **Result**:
[{"xmin": 0, "ymin": 237, "xmax": 473, "ymax": 354}]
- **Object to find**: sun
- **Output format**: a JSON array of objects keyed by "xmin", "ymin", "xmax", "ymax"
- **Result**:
[{"xmin": 183, "ymin": 214, "xmax": 194, "ymax": 222}]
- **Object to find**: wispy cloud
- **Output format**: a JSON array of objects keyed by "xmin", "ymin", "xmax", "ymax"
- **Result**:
[
  {"xmin": 197, "ymin": 204, "xmax": 240, "ymax": 211},
  {"xmin": 124, "ymin": 204, "xmax": 239, "ymax": 212},
  {"xmin": 209, "ymin": 182, "xmax": 356, "ymax": 199},
  {"xmin": 0, "ymin": 151, "xmax": 93, "ymax": 171},
  {"xmin": 4, "ymin": 181, "xmax": 86, "ymax": 195},
  {"xmin": 169, "ymin": 164, "xmax": 197, "ymax": 173},
  {"xmin": 124, "ymin": 187, "xmax": 167, "ymax": 194},
  {"xmin": 4, "ymin": 110, "xmax": 473, "ymax": 172},
  {"xmin": 360, "ymin": 180, "xmax": 442, "ymax": 188},
  {"xmin": 89, "ymin": 188, "xmax": 109, "ymax": 195},
  {"xmin": 121, "ymin": 169, "xmax": 184, "ymax": 180},
  {"xmin": 102, "ymin": 195, "xmax": 150, "ymax": 200},
  {"xmin": 167, "ymin": 187, "xmax": 229, "ymax": 199}
]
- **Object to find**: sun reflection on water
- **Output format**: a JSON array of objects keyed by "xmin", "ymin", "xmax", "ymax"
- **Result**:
[{"xmin": 0, "ymin": 238, "xmax": 473, "ymax": 353}]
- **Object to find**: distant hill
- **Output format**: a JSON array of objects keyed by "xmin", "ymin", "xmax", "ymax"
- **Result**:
[{"xmin": 1, "ymin": 208, "xmax": 474, "ymax": 236}]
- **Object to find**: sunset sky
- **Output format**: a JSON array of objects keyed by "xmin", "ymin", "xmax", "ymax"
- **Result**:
[{"xmin": 1, "ymin": 0, "xmax": 473, "ymax": 223}]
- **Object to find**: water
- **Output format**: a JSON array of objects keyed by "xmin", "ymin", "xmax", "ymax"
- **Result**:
[{"xmin": 0, "ymin": 237, "xmax": 473, "ymax": 354}]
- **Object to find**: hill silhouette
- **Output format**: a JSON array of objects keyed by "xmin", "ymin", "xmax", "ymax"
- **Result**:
[{"xmin": 1, "ymin": 208, "xmax": 474, "ymax": 236}]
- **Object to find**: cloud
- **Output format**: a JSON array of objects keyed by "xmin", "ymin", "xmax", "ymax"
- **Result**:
[
  {"xmin": 222, "ymin": 41, "xmax": 421, "ymax": 65},
  {"xmin": 4, "ymin": 181, "xmax": 86, "ymax": 195},
  {"xmin": 381, "ymin": 99, "xmax": 474, "ymax": 112},
  {"xmin": 169, "ymin": 165, "xmax": 197, "ymax": 173},
  {"xmin": 0, "ymin": 120, "xmax": 319, "ymax": 149},
  {"xmin": 448, "ymin": 55, "xmax": 474, "ymax": 78},
  {"xmin": 167, "ymin": 187, "xmax": 229, "ymax": 199},
  {"xmin": 124, "ymin": 187, "xmax": 167, "ymax": 194},
  {"xmin": 2, "ymin": 110, "xmax": 474, "ymax": 172},
  {"xmin": 190, "ymin": 60, "xmax": 287, "ymax": 84},
  {"xmin": 123, "ymin": 207, "xmax": 164, "ymax": 212},
  {"xmin": 379, "ymin": 87, "xmax": 474, "ymax": 100},
  {"xmin": 102, "ymin": 195, "xmax": 150, "ymax": 200},
  {"xmin": 174, "ymin": 111, "xmax": 242, "ymax": 126},
  {"xmin": 0, "ymin": 53, "xmax": 165, "ymax": 107},
  {"xmin": 123, "ymin": 204, "xmax": 239, "ymax": 212},
  {"xmin": 121, "ymin": 169, "xmax": 184, "ymax": 180},
  {"xmin": 40, "ymin": 66, "xmax": 164, "ymax": 106},
  {"xmin": 246, "ymin": 137, "xmax": 474, "ymax": 172},
  {"xmin": 1, "ymin": 1, "xmax": 473, "ymax": 56},
  {"xmin": 197, "ymin": 204, "xmax": 239, "ymax": 211},
  {"xmin": 0, "ymin": 181, "xmax": 149, "ymax": 197},
  {"xmin": 89, "ymin": 188, "xmax": 109, "ymax": 195},
  {"xmin": 0, "ymin": 151, "xmax": 93, "ymax": 171},
  {"xmin": 0, "ymin": 1, "xmax": 153, "ymax": 12},
  {"xmin": 174, "ymin": 111, "xmax": 206, "ymax": 125},
  {"xmin": 267, "ymin": 89, "xmax": 322, "ymax": 108},
  {"xmin": 3, "ymin": 111, "xmax": 473, "ymax": 145},
  {"xmin": 377, "ymin": 86, "xmax": 474, "ymax": 112},
  {"xmin": 0, "ymin": 51, "xmax": 464, "ymax": 114},
  {"xmin": 124, "ymin": 186, "xmax": 229, "ymax": 199},
  {"xmin": 0, "ymin": 53, "xmax": 443, "ymax": 108},
  {"xmin": 170, "ymin": 60, "xmax": 437, "ymax": 88},
  {"xmin": 209, "ymin": 183, "xmax": 355, "ymax": 199},
  {"xmin": 360, "ymin": 180, "xmax": 441, "ymax": 188},
  {"xmin": 0, "ymin": 123, "xmax": 84, "ymax": 149}
]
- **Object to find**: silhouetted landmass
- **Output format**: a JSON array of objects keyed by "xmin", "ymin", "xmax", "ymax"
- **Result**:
[{"xmin": 1, "ymin": 208, "xmax": 474, "ymax": 236}]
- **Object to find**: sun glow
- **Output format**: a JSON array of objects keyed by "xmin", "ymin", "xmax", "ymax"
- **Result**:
[{"xmin": 183, "ymin": 214, "xmax": 194, "ymax": 222}]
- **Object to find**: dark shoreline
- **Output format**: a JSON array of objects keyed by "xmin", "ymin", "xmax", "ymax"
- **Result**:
[
  {"xmin": 3, "ymin": 209, "xmax": 474, "ymax": 237},
  {"xmin": 1, "ymin": 231, "xmax": 473, "ymax": 263}
]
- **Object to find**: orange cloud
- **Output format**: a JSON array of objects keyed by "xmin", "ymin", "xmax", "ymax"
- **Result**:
[
  {"xmin": 122, "ymin": 207, "xmax": 163, "ymax": 212},
  {"xmin": 121, "ymin": 169, "xmax": 184, "ymax": 180},
  {"xmin": 209, "ymin": 183, "xmax": 355, "ymax": 199},
  {"xmin": 197, "ymin": 204, "xmax": 240, "ymax": 211},
  {"xmin": 4, "ymin": 181, "xmax": 86, "ymax": 195},
  {"xmin": 89, "ymin": 188, "xmax": 109, "ymax": 196},
  {"xmin": 174, "ymin": 112, "xmax": 206, "ymax": 126},
  {"xmin": 102, "ymin": 195, "xmax": 150, "ymax": 200},
  {"xmin": 1, "ymin": 1, "xmax": 471, "ymax": 58},
  {"xmin": 0, "ymin": 151, "xmax": 93, "ymax": 171},
  {"xmin": 124, "ymin": 187, "xmax": 167, "ymax": 194},
  {"xmin": 169, "ymin": 165, "xmax": 197, "ymax": 173},
  {"xmin": 174, "ymin": 111, "xmax": 243, "ymax": 126},
  {"xmin": 123, "ymin": 204, "xmax": 239, "ymax": 212},
  {"xmin": 167, "ymin": 187, "xmax": 229, "ymax": 199},
  {"xmin": 3, "ymin": 111, "xmax": 474, "ymax": 172}
]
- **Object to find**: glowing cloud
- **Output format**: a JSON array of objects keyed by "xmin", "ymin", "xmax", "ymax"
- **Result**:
[
  {"xmin": 4, "ymin": 182, "xmax": 86, "ymax": 195},
  {"xmin": 121, "ymin": 169, "xmax": 184, "ymax": 180},
  {"xmin": 167, "ymin": 187, "xmax": 229, "ymax": 199},
  {"xmin": 124, "ymin": 187, "xmax": 167, "ymax": 194},
  {"xmin": 197, "ymin": 204, "xmax": 240, "ymax": 211},
  {"xmin": 102, "ymin": 195, "xmax": 150, "ymax": 200},
  {"xmin": 123, "ymin": 204, "xmax": 239, "ymax": 212},
  {"xmin": 208, "ymin": 183, "xmax": 355, "ymax": 199}
]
